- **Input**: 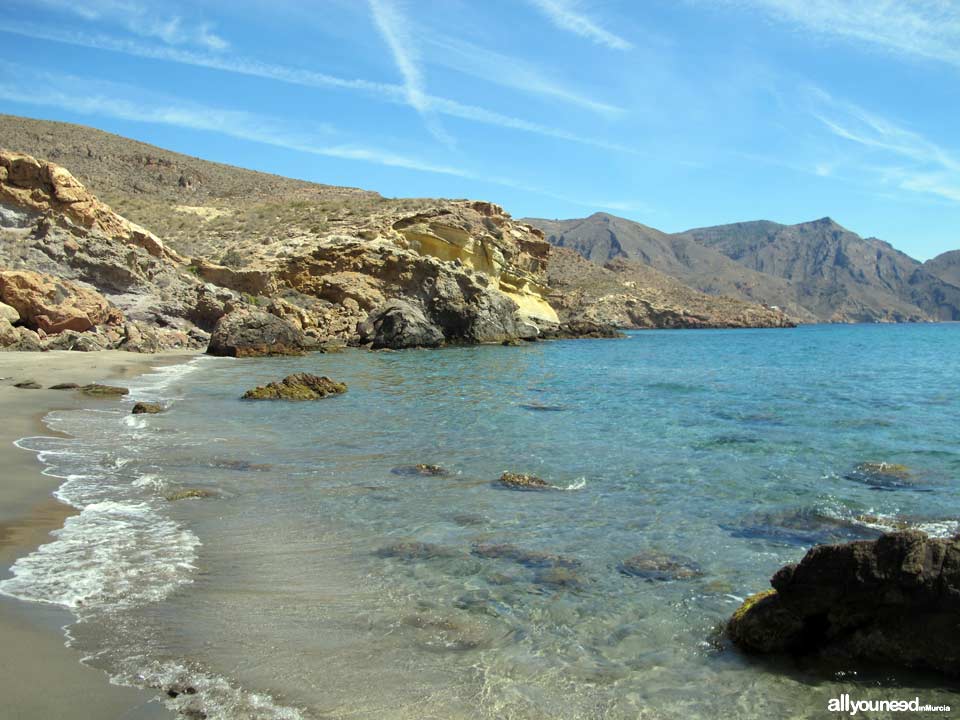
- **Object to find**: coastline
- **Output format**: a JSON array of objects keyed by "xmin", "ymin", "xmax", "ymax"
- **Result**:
[{"xmin": 0, "ymin": 350, "xmax": 198, "ymax": 720}]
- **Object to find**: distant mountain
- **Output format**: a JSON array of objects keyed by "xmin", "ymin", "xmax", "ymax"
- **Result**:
[
  {"xmin": 526, "ymin": 212, "xmax": 960, "ymax": 323},
  {"xmin": 683, "ymin": 217, "xmax": 960, "ymax": 322},
  {"xmin": 525, "ymin": 213, "xmax": 817, "ymax": 321}
]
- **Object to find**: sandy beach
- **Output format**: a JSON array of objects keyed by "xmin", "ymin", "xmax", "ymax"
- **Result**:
[{"xmin": 0, "ymin": 350, "xmax": 197, "ymax": 720}]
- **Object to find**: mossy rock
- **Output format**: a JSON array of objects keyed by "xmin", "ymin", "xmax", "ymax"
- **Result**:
[
  {"xmin": 375, "ymin": 541, "xmax": 460, "ymax": 561},
  {"xmin": 497, "ymin": 471, "xmax": 555, "ymax": 491},
  {"xmin": 132, "ymin": 402, "xmax": 164, "ymax": 414},
  {"xmin": 165, "ymin": 488, "xmax": 215, "ymax": 501},
  {"xmin": 471, "ymin": 542, "xmax": 580, "ymax": 569},
  {"xmin": 617, "ymin": 551, "xmax": 703, "ymax": 581},
  {"xmin": 242, "ymin": 373, "xmax": 347, "ymax": 400},
  {"xmin": 727, "ymin": 589, "xmax": 804, "ymax": 653},
  {"xmin": 80, "ymin": 383, "xmax": 129, "ymax": 397}
]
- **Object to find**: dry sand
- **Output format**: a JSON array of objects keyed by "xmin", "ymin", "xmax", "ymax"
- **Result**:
[{"xmin": 0, "ymin": 350, "xmax": 198, "ymax": 720}]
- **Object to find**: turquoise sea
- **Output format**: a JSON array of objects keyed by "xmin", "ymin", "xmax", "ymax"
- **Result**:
[{"xmin": 2, "ymin": 324, "xmax": 960, "ymax": 719}]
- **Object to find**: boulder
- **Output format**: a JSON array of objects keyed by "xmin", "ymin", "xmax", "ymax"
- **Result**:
[
  {"xmin": 727, "ymin": 531, "xmax": 960, "ymax": 677},
  {"xmin": 0, "ymin": 317, "xmax": 17, "ymax": 347},
  {"xmin": 0, "ymin": 301, "xmax": 18, "ymax": 324},
  {"xmin": 497, "ymin": 471, "xmax": 555, "ymax": 491},
  {"xmin": 79, "ymin": 384, "xmax": 129, "ymax": 397},
  {"xmin": 132, "ymin": 402, "xmax": 164, "ymax": 414},
  {"xmin": 206, "ymin": 309, "xmax": 307, "ymax": 357},
  {"xmin": 165, "ymin": 488, "xmax": 214, "ymax": 501},
  {"xmin": 0, "ymin": 270, "xmax": 123, "ymax": 334},
  {"xmin": 241, "ymin": 373, "xmax": 347, "ymax": 400},
  {"xmin": 357, "ymin": 299, "xmax": 444, "ymax": 349}
]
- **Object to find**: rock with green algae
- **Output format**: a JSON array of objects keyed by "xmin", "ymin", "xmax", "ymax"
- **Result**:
[
  {"xmin": 726, "ymin": 531, "xmax": 960, "ymax": 677},
  {"xmin": 844, "ymin": 461, "xmax": 924, "ymax": 491},
  {"xmin": 241, "ymin": 373, "xmax": 346, "ymax": 400}
]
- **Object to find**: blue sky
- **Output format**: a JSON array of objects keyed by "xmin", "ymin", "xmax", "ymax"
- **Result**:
[{"xmin": 1, "ymin": 0, "xmax": 958, "ymax": 260}]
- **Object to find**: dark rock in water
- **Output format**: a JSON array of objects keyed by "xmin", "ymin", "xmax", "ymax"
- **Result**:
[
  {"xmin": 242, "ymin": 373, "xmax": 346, "ymax": 400},
  {"xmin": 376, "ymin": 541, "xmax": 460, "ymax": 561},
  {"xmin": 206, "ymin": 309, "xmax": 307, "ymax": 357},
  {"xmin": 727, "ymin": 531, "xmax": 960, "ymax": 678},
  {"xmin": 132, "ymin": 401, "xmax": 164, "ymax": 414},
  {"xmin": 471, "ymin": 542, "xmax": 580, "ymax": 569},
  {"xmin": 497, "ymin": 471, "xmax": 555, "ymax": 491},
  {"xmin": 48, "ymin": 382, "xmax": 80, "ymax": 390},
  {"xmin": 13, "ymin": 380, "xmax": 41, "ymax": 389},
  {"xmin": 519, "ymin": 403, "xmax": 566, "ymax": 412},
  {"xmin": 391, "ymin": 463, "xmax": 449, "ymax": 477},
  {"xmin": 451, "ymin": 513, "xmax": 487, "ymax": 527},
  {"xmin": 165, "ymin": 488, "xmax": 214, "ymax": 501},
  {"xmin": 844, "ymin": 461, "xmax": 927, "ymax": 491},
  {"xmin": 617, "ymin": 551, "xmax": 703, "ymax": 581},
  {"xmin": 401, "ymin": 613, "xmax": 496, "ymax": 652},
  {"xmin": 357, "ymin": 299, "xmax": 444, "ymax": 350},
  {"xmin": 210, "ymin": 459, "xmax": 272, "ymax": 472},
  {"xmin": 79, "ymin": 383, "xmax": 129, "ymax": 396},
  {"xmin": 534, "ymin": 567, "xmax": 583, "ymax": 590},
  {"xmin": 539, "ymin": 320, "xmax": 626, "ymax": 339},
  {"xmin": 722, "ymin": 507, "xmax": 882, "ymax": 547}
]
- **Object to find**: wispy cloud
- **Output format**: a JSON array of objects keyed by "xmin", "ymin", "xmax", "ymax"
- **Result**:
[
  {"xmin": 367, "ymin": 0, "xmax": 453, "ymax": 146},
  {"xmin": 527, "ymin": 0, "xmax": 633, "ymax": 51},
  {"xmin": 0, "ymin": 21, "xmax": 636, "ymax": 154},
  {"xmin": 808, "ymin": 87, "xmax": 960, "ymax": 204},
  {"xmin": 0, "ymin": 65, "xmax": 469, "ymax": 178},
  {"xmin": 423, "ymin": 35, "xmax": 622, "ymax": 116},
  {"xmin": 28, "ymin": 0, "xmax": 228, "ymax": 50},
  {"xmin": 712, "ymin": 0, "xmax": 960, "ymax": 69}
]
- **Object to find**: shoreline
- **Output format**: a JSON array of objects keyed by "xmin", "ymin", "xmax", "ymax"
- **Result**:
[{"xmin": 0, "ymin": 350, "xmax": 198, "ymax": 720}]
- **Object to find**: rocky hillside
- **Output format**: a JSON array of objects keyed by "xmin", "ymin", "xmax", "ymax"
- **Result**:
[
  {"xmin": 1, "ymin": 116, "xmax": 592, "ymax": 354},
  {"xmin": 528, "ymin": 213, "xmax": 817, "ymax": 322},
  {"xmin": 547, "ymin": 247, "xmax": 793, "ymax": 329},
  {"xmin": 684, "ymin": 217, "xmax": 960, "ymax": 322},
  {"xmin": 528, "ymin": 212, "xmax": 960, "ymax": 323}
]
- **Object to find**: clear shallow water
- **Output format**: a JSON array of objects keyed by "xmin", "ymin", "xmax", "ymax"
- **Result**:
[{"xmin": 3, "ymin": 324, "xmax": 960, "ymax": 718}]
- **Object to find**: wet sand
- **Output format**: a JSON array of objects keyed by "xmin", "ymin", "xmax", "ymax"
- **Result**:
[{"xmin": 0, "ymin": 350, "xmax": 197, "ymax": 720}]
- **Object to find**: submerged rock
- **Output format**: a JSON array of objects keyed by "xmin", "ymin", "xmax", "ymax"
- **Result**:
[
  {"xmin": 519, "ymin": 403, "xmax": 566, "ymax": 412},
  {"xmin": 375, "ymin": 541, "xmax": 460, "ymax": 561},
  {"xmin": 241, "ymin": 373, "xmax": 347, "ymax": 400},
  {"xmin": 79, "ymin": 383, "xmax": 129, "ymax": 397},
  {"xmin": 844, "ymin": 462, "xmax": 926, "ymax": 491},
  {"xmin": 497, "ymin": 471, "xmax": 555, "ymax": 491},
  {"xmin": 132, "ymin": 401, "xmax": 164, "ymax": 414},
  {"xmin": 13, "ymin": 380, "xmax": 41, "ymax": 389},
  {"xmin": 533, "ymin": 567, "xmax": 583, "ymax": 590},
  {"xmin": 48, "ymin": 382, "xmax": 80, "ymax": 390},
  {"xmin": 617, "ymin": 551, "xmax": 703, "ymax": 581},
  {"xmin": 727, "ymin": 531, "xmax": 960, "ymax": 677},
  {"xmin": 165, "ymin": 488, "xmax": 214, "ymax": 501},
  {"xmin": 391, "ymin": 463, "xmax": 450, "ymax": 477},
  {"xmin": 471, "ymin": 542, "xmax": 580, "ymax": 569},
  {"xmin": 722, "ymin": 507, "xmax": 882, "ymax": 547}
]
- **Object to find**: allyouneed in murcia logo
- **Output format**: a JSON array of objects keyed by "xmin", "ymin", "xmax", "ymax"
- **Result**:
[{"xmin": 828, "ymin": 695, "xmax": 951, "ymax": 715}]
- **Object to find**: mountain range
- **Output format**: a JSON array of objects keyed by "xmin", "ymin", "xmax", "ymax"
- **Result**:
[{"xmin": 526, "ymin": 213, "xmax": 960, "ymax": 323}]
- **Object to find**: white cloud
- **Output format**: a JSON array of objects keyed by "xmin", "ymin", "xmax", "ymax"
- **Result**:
[
  {"xmin": 367, "ymin": 0, "xmax": 453, "ymax": 146},
  {"xmin": 27, "ymin": 0, "xmax": 229, "ymax": 51},
  {"xmin": 808, "ymin": 88, "xmax": 960, "ymax": 204},
  {"xmin": 527, "ymin": 0, "xmax": 633, "ymax": 51},
  {"xmin": 0, "ymin": 21, "xmax": 637, "ymax": 154},
  {"xmin": 423, "ymin": 35, "xmax": 622, "ymax": 116},
  {"xmin": 712, "ymin": 0, "xmax": 960, "ymax": 69}
]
